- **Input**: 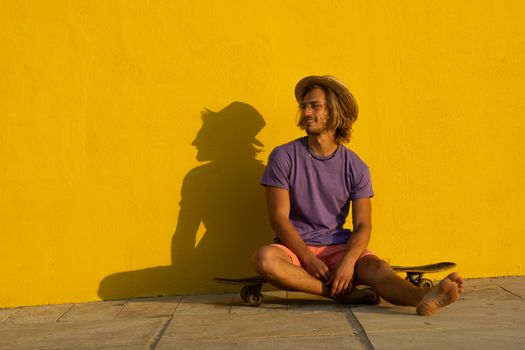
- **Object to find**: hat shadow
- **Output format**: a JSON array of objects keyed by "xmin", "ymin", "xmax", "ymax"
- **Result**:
[{"xmin": 98, "ymin": 102, "xmax": 273, "ymax": 299}]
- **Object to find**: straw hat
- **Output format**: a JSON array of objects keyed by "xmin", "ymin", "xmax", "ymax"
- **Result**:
[{"xmin": 294, "ymin": 75, "xmax": 358, "ymax": 119}]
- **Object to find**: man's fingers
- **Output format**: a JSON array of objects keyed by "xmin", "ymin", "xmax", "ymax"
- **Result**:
[
  {"xmin": 316, "ymin": 263, "xmax": 330, "ymax": 282},
  {"xmin": 306, "ymin": 258, "xmax": 332, "ymax": 285},
  {"xmin": 331, "ymin": 279, "xmax": 351, "ymax": 297},
  {"xmin": 331, "ymin": 281, "xmax": 342, "ymax": 296}
]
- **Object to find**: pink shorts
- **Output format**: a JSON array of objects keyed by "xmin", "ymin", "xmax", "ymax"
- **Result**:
[{"xmin": 271, "ymin": 243, "xmax": 375, "ymax": 272}]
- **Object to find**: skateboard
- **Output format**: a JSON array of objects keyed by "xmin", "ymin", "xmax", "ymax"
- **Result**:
[{"xmin": 214, "ymin": 261, "xmax": 456, "ymax": 306}]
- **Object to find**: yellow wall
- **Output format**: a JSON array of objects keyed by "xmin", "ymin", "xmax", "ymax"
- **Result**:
[{"xmin": 1, "ymin": 1, "xmax": 524, "ymax": 307}]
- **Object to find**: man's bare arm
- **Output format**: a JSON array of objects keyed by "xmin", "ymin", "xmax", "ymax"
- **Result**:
[
  {"xmin": 345, "ymin": 197, "xmax": 372, "ymax": 260},
  {"xmin": 265, "ymin": 186, "xmax": 330, "ymax": 280},
  {"xmin": 329, "ymin": 197, "xmax": 372, "ymax": 296}
]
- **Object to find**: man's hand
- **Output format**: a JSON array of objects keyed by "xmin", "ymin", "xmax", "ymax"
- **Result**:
[
  {"xmin": 327, "ymin": 197, "xmax": 372, "ymax": 296},
  {"xmin": 302, "ymin": 254, "xmax": 330, "ymax": 281},
  {"xmin": 328, "ymin": 259, "xmax": 356, "ymax": 296}
]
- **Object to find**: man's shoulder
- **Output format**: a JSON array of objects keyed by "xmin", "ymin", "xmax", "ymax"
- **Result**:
[
  {"xmin": 273, "ymin": 137, "xmax": 303, "ymax": 150},
  {"xmin": 270, "ymin": 137, "xmax": 304, "ymax": 156},
  {"xmin": 339, "ymin": 144, "xmax": 370, "ymax": 169}
]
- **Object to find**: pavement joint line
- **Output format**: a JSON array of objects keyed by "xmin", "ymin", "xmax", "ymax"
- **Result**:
[
  {"xmin": 228, "ymin": 293, "xmax": 234, "ymax": 313},
  {"xmin": 147, "ymin": 316, "xmax": 173, "ymax": 350},
  {"xmin": 345, "ymin": 308, "xmax": 374, "ymax": 350},
  {"xmin": 2, "ymin": 308, "xmax": 21, "ymax": 324},
  {"xmin": 56, "ymin": 303, "xmax": 75, "ymax": 322},
  {"xmin": 171, "ymin": 295, "xmax": 183, "ymax": 315},
  {"xmin": 112, "ymin": 301, "xmax": 127, "ymax": 319},
  {"xmin": 494, "ymin": 284, "xmax": 524, "ymax": 299}
]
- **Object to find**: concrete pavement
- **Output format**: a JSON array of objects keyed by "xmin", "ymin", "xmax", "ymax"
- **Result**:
[{"xmin": 1, "ymin": 276, "xmax": 524, "ymax": 349}]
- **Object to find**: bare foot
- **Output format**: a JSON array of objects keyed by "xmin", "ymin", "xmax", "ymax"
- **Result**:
[
  {"xmin": 335, "ymin": 287, "xmax": 380, "ymax": 305},
  {"xmin": 416, "ymin": 272, "xmax": 464, "ymax": 316}
]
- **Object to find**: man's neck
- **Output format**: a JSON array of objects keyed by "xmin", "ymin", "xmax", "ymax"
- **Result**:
[{"xmin": 306, "ymin": 133, "xmax": 338, "ymax": 157}]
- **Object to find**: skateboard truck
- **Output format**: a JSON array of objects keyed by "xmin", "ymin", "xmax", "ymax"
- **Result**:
[{"xmin": 404, "ymin": 272, "xmax": 434, "ymax": 288}]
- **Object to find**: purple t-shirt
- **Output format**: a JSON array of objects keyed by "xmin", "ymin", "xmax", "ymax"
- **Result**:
[{"xmin": 261, "ymin": 137, "xmax": 374, "ymax": 246}]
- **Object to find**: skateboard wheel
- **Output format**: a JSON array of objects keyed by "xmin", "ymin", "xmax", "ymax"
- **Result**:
[
  {"xmin": 240, "ymin": 286, "xmax": 251, "ymax": 302},
  {"xmin": 247, "ymin": 292, "xmax": 264, "ymax": 306},
  {"xmin": 418, "ymin": 278, "xmax": 433, "ymax": 288},
  {"xmin": 405, "ymin": 276, "xmax": 418, "ymax": 287}
]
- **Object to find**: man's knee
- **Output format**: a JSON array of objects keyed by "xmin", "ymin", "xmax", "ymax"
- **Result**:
[
  {"xmin": 369, "ymin": 259, "xmax": 393, "ymax": 275},
  {"xmin": 356, "ymin": 256, "xmax": 393, "ymax": 282},
  {"xmin": 251, "ymin": 246, "xmax": 284, "ymax": 276}
]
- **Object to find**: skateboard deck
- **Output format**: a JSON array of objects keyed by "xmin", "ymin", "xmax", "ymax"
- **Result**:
[
  {"xmin": 213, "ymin": 276, "xmax": 266, "ymax": 285},
  {"xmin": 214, "ymin": 261, "xmax": 456, "ymax": 306}
]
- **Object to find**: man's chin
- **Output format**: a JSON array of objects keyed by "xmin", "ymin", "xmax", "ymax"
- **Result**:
[{"xmin": 305, "ymin": 128, "xmax": 323, "ymax": 135}]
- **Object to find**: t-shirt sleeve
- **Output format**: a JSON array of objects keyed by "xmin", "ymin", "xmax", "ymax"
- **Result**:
[
  {"xmin": 261, "ymin": 148, "xmax": 291, "ymax": 190},
  {"xmin": 350, "ymin": 167, "xmax": 374, "ymax": 200}
]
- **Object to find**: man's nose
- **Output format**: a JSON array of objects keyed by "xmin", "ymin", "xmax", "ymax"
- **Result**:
[{"xmin": 303, "ymin": 106, "xmax": 313, "ymax": 116}]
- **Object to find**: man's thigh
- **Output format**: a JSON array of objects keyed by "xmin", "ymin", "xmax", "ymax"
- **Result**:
[
  {"xmin": 271, "ymin": 243, "xmax": 375, "ymax": 272},
  {"xmin": 255, "ymin": 244, "xmax": 296, "ymax": 265},
  {"xmin": 316, "ymin": 245, "xmax": 376, "ymax": 272},
  {"xmin": 269, "ymin": 244, "xmax": 300, "ymax": 266}
]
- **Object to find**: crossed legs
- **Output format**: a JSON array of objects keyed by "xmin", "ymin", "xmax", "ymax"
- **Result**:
[
  {"xmin": 252, "ymin": 245, "xmax": 464, "ymax": 315},
  {"xmin": 251, "ymin": 245, "xmax": 379, "ymax": 304}
]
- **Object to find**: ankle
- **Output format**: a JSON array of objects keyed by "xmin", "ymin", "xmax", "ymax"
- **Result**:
[{"xmin": 321, "ymin": 283, "xmax": 335, "ymax": 299}]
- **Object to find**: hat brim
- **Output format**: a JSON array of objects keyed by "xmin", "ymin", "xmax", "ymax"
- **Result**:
[{"xmin": 294, "ymin": 75, "xmax": 358, "ymax": 118}]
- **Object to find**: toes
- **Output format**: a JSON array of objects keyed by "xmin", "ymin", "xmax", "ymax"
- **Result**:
[
  {"xmin": 446, "ymin": 272, "xmax": 460, "ymax": 281},
  {"xmin": 446, "ymin": 272, "xmax": 464, "ymax": 284}
]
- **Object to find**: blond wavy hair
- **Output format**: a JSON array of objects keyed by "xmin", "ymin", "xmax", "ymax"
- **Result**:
[{"xmin": 297, "ymin": 84, "xmax": 358, "ymax": 144}]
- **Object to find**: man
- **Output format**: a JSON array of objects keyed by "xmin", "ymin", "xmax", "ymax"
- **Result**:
[{"xmin": 252, "ymin": 75, "xmax": 464, "ymax": 315}]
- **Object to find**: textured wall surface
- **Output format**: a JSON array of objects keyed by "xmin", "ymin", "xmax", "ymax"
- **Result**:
[{"xmin": 1, "ymin": 1, "xmax": 524, "ymax": 307}]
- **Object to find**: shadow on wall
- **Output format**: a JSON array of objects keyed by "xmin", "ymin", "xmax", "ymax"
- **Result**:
[{"xmin": 98, "ymin": 102, "xmax": 273, "ymax": 300}]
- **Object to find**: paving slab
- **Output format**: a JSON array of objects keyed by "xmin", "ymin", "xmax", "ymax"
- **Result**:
[
  {"xmin": 164, "ymin": 310, "xmax": 355, "ymax": 341},
  {"xmin": 174, "ymin": 294, "xmax": 233, "ymax": 315},
  {"xmin": 286, "ymin": 291, "xmax": 343, "ymax": 311},
  {"xmin": 462, "ymin": 278, "xmax": 519, "ymax": 301},
  {"xmin": 0, "ymin": 318, "xmax": 164, "ymax": 350},
  {"xmin": 59, "ymin": 301, "xmax": 125, "ymax": 322},
  {"xmin": 117, "ymin": 296, "xmax": 181, "ymax": 318},
  {"xmin": 492, "ymin": 276, "xmax": 525, "ymax": 298},
  {"xmin": 3, "ymin": 304, "xmax": 72, "ymax": 324},
  {"xmin": 157, "ymin": 334, "xmax": 365, "ymax": 350},
  {"xmin": 364, "ymin": 324, "xmax": 525, "ymax": 350},
  {"xmin": 352, "ymin": 277, "xmax": 525, "ymax": 350},
  {"xmin": 352, "ymin": 298, "xmax": 524, "ymax": 331}
]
